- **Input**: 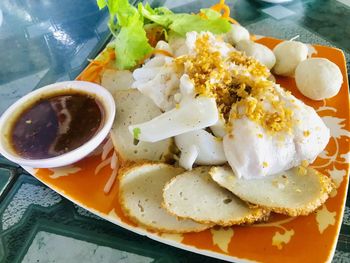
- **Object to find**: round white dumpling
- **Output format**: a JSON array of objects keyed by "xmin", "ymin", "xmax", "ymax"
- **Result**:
[
  {"xmin": 295, "ymin": 58, "xmax": 343, "ymax": 100},
  {"xmin": 273, "ymin": 41, "xmax": 308, "ymax": 77},
  {"xmin": 225, "ymin": 24, "xmax": 250, "ymax": 45},
  {"xmin": 236, "ymin": 40, "xmax": 276, "ymax": 69}
]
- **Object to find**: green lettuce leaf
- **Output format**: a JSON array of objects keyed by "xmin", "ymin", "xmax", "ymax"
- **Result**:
[
  {"xmin": 97, "ymin": 0, "xmax": 107, "ymax": 9},
  {"xmin": 169, "ymin": 13, "xmax": 231, "ymax": 36},
  {"xmin": 98, "ymin": 0, "xmax": 152, "ymax": 69},
  {"xmin": 115, "ymin": 20, "xmax": 152, "ymax": 69},
  {"xmin": 97, "ymin": 0, "xmax": 232, "ymax": 69},
  {"xmin": 138, "ymin": 4, "xmax": 231, "ymax": 36},
  {"xmin": 138, "ymin": 3, "xmax": 173, "ymax": 27}
]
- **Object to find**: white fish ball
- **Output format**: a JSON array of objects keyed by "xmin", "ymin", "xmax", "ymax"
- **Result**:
[
  {"xmin": 236, "ymin": 40, "xmax": 276, "ymax": 69},
  {"xmin": 273, "ymin": 41, "xmax": 308, "ymax": 77},
  {"xmin": 295, "ymin": 58, "xmax": 343, "ymax": 100}
]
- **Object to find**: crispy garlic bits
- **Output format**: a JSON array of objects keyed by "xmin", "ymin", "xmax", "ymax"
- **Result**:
[
  {"xmin": 175, "ymin": 33, "xmax": 293, "ymax": 133},
  {"xmin": 174, "ymin": 33, "xmax": 329, "ymax": 179}
]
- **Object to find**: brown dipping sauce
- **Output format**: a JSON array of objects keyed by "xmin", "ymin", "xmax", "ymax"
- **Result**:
[{"xmin": 9, "ymin": 92, "xmax": 104, "ymax": 159}]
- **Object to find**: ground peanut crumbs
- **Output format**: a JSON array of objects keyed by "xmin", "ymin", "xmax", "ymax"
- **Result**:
[{"xmin": 175, "ymin": 34, "xmax": 294, "ymax": 133}]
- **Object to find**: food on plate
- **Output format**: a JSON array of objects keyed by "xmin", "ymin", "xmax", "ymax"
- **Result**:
[
  {"xmin": 93, "ymin": 0, "xmax": 338, "ymax": 233},
  {"xmin": 223, "ymin": 84, "xmax": 330, "ymax": 179},
  {"xmin": 295, "ymin": 58, "xmax": 343, "ymax": 100},
  {"xmin": 110, "ymin": 90, "xmax": 173, "ymax": 163},
  {"xmin": 273, "ymin": 40, "xmax": 308, "ymax": 76},
  {"xmin": 97, "ymin": 0, "xmax": 232, "ymax": 70},
  {"xmin": 101, "ymin": 69, "xmax": 134, "ymax": 95},
  {"xmin": 210, "ymin": 166, "xmax": 334, "ymax": 216},
  {"xmin": 175, "ymin": 129, "xmax": 226, "ymax": 170},
  {"xmin": 132, "ymin": 47, "xmax": 180, "ymax": 111},
  {"xmin": 8, "ymin": 91, "xmax": 103, "ymax": 159},
  {"xmin": 119, "ymin": 163, "xmax": 211, "ymax": 233},
  {"xmin": 131, "ymin": 31, "xmax": 330, "ymax": 179},
  {"xmin": 128, "ymin": 96, "xmax": 218, "ymax": 142},
  {"xmin": 224, "ymin": 24, "xmax": 250, "ymax": 45},
  {"xmin": 236, "ymin": 39, "xmax": 276, "ymax": 69},
  {"xmin": 163, "ymin": 166, "xmax": 270, "ymax": 225}
]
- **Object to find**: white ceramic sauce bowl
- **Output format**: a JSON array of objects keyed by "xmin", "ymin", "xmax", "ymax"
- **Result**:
[{"xmin": 0, "ymin": 81, "xmax": 116, "ymax": 168}]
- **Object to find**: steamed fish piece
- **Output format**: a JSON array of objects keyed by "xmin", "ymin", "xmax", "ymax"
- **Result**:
[
  {"xmin": 210, "ymin": 166, "xmax": 333, "ymax": 216},
  {"xmin": 175, "ymin": 129, "xmax": 226, "ymax": 170},
  {"xmin": 223, "ymin": 85, "xmax": 330, "ymax": 179},
  {"xmin": 132, "ymin": 58, "xmax": 179, "ymax": 111},
  {"xmin": 132, "ymin": 44, "xmax": 179, "ymax": 111},
  {"xmin": 129, "ymin": 97, "xmax": 219, "ymax": 142},
  {"xmin": 163, "ymin": 167, "xmax": 269, "ymax": 226}
]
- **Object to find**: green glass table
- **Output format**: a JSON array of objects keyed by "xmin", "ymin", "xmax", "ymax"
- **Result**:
[{"xmin": 0, "ymin": 0, "xmax": 349, "ymax": 262}]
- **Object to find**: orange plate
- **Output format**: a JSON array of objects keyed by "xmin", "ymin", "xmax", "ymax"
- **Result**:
[{"xmin": 25, "ymin": 37, "xmax": 350, "ymax": 263}]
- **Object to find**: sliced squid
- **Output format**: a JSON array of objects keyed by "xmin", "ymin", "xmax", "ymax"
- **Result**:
[
  {"xmin": 155, "ymin": 40, "xmax": 173, "ymax": 55},
  {"xmin": 168, "ymin": 37, "xmax": 188, "ymax": 57},
  {"xmin": 177, "ymin": 145, "xmax": 198, "ymax": 171},
  {"xmin": 132, "ymin": 52, "xmax": 179, "ymax": 111},
  {"xmin": 129, "ymin": 97, "xmax": 219, "ymax": 143},
  {"xmin": 175, "ymin": 129, "xmax": 226, "ymax": 170},
  {"xmin": 210, "ymin": 116, "xmax": 227, "ymax": 138},
  {"xmin": 223, "ymin": 85, "xmax": 330, "ymax": 179},
  {"xmin": 236, "ymin": 40, "xmax": 276, "ymax": 70},
  {"xmin": 224, "ymin": 24, "xmax": 250, "ymax": 45}
]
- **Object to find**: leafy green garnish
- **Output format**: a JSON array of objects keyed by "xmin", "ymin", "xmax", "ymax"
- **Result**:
[
  {"xmin": 169, "ymin": 12, "xmax": 231, "ymax": 36},
  {"xmin": 97, "ymin": 0, "xmax": 107, "ymax": 9},
  {"xmin": 97, "ymin": 0, "xmax": 152, "ymax": 69},
  {"xmin": 97, "ymin": 0, "xmax": 232, "ymax": 69},
  {"xmin": 138, "ymin": 3, "xmax": 173, "ymax": 28},
  {"xmin": 114, "ymin": 20, "xmax": 152, "ymax": 69},
  {"xmin": 139, "ymin": 5, "xmax": 231, "ymax": 36},
  {"xmin": 133, "ymin": 127, "xmax": 141, "ymax": 140}
]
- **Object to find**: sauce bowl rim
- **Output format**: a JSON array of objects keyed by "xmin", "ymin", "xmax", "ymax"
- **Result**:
[{"xmin": 0, "ymin": 80, "xmax": 116, "ymax": 168}]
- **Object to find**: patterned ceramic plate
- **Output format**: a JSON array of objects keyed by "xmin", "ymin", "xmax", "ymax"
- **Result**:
[{"xmin": 24, "ymin": 37, "xmax": 350, "ymax": 263}]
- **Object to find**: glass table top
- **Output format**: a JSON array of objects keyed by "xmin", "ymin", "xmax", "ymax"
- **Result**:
[{"xmin": 0, "ymin": 0, "xmax": 349, "ymax": 262}]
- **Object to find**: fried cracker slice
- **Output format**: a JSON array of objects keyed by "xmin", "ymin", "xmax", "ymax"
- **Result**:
[
  {"xmin": 163, "ymin": 166, "xmax": 269, "ymax": 226},
  {"xmin": 110, "ymin": 90, "xmax": 173, "ymax": 164},
  {"xmin": 101, "ymin": 69, "xmax": 133, "ymax": 94},
  {"xmin": 209, "ymin": 166, "xmax": 334, "ymax": 216},
  {"xmin": 119, "ymin": 163, "xmax": 210, "ymax": 233}
]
